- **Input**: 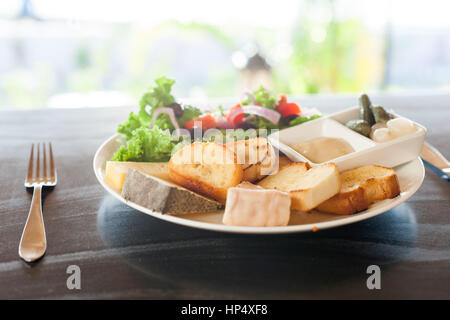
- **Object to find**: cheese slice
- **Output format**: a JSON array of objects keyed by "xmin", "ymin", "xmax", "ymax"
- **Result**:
[
  {"xmin": 122, "ymin": 169, "xmax": 224, "ymax": 214},
  {"xmin": 104, "ymin": 161, "xmax": 170, "ymax": 192},
  {"xmin": 222, "ymin": 182, "xmax": 291, "ymax": 227}
]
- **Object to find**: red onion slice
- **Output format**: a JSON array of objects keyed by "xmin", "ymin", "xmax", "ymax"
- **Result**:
[
  {"xmin": 149, "ymin": 107, "xmax": 180, "ymax": 130},
  {"xmin": 228, "ymin": 105, "xmax": 281, "ymax": 125}
]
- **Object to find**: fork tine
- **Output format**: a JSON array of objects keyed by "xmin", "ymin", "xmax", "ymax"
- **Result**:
[
  {"xmin": 49, "ymin": 142, "xmax": 56, "ymax": 181},
  {"xmin": 36, "ymin": 143, "xmax": 40, "ymax": 182},
  {"xmin": 43, "ymin": 143, "xmax": 47, "ymax": 181},
  {"xmin": 27, "ymin": 144, "xmax": 34, "ymax": 181}
]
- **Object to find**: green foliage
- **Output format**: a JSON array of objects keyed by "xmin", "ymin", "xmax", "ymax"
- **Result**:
[
  {"xmin": 289, "ymin": 114, "xmax": 322, "ymax": 126},
  {"xmin": 177, "ymin": 105, "xmax": 202, "ymax": 127},
  {"xmin": 242, "ymin": 86, "xmax": 277, "ymax": 109},
  {"xmin": 139, "ymin": 76, "xmax": 176, "ymax": 125},
  {"xmin": 117, "ymin": 112, "xmax": 143, "ymax": 139},
  {"xmin": 274, "ymin": 1, "xmax": 364, "ymax": 94},
  {"xmin": 111, "ymin": 126, "xmax": 175, "ymax": 162}
]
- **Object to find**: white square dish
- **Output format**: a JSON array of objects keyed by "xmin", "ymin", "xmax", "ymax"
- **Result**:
[{"xmin": 269, "ymin": 107, "xmax": 427, "ymax": 171}]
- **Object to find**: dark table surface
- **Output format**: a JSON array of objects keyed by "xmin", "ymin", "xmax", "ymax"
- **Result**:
[{"xmin": 0, "ymin": 93, "xmax": 449, "ymax": 299}]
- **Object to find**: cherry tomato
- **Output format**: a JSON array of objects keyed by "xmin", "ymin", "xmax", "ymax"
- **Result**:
[
  {"xmin": 185, "ymin": 114, "xmax": 217, "ymax": 131},
  {"xmin": 276, "ymin": 95, "xmax": 301, "ymax": 117},
  {"xmin": 226, "ymin": 104, "xmax": 245, "ymax": 127}
]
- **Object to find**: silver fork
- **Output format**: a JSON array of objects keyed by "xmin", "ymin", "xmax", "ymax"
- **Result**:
[{"xmin": 19, "ymin": 142, "xmax": 57, "ymax": 262}]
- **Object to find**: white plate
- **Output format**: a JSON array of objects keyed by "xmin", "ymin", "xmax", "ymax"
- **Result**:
[{"xmin": 93, "ymin": 133, "xmax": 425, "ymax": 234}]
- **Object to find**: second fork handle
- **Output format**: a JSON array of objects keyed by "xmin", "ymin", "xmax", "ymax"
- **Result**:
[{"xmin": 18, "ymin": 185, "xmax": 47, "ymax": 262}]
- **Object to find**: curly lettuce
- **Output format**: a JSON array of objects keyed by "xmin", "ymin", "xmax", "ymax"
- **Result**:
[
  {"xmin": 117, "ymin": 112, "xmax": 143, "ymax": 139},
  {"xmin": 111, "ymin": 126, "xmax": 175, "ymax": 162},
  {"xmin": 138, "ymin": 77, "xmax": 176, "ymax": 127}
]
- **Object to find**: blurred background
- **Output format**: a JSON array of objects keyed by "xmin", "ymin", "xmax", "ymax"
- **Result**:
[{"xmin": 1, "ymin": 0, "xmax": 450, "ymax": 109}]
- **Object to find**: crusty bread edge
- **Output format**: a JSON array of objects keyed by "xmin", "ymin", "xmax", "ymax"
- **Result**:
[
  {"xmin": 317, "ymin": 165, "xmax": 400, "ymax": 215},
  {"xmin": 168, "ymin": 143, "xmax": 244, "ymax": 202},
  {"xmin": 362, "ymin": 172, "xmax": 401, "ymax": 204},
  {"xmin": 168, "ymin": 168, "xmax": 228, "ymax": 203},
  {"xmin": 316, "ymin": 186, "xmax": 368, "ymax": 215}
]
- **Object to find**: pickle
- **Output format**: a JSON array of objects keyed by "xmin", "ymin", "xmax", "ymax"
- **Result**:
[
  {"xmin": 345, "ymin": 119, "xmax": 371, "ymax": 137},
  {"xmin": 359, "ymin": 93, "xmax": 375, "ymax": 126},
  {"xmin": 371, "ymin": 105, "xmax": 391, "ymax": 124}
]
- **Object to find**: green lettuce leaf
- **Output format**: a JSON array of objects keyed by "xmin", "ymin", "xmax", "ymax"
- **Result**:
[
  {"xmin": 242, "ymin": 86, "xmax": 277, "ymax": 110},
  {"xmin": 117, "ymin": 112, "xmax": 143, "ymax": 139},
  {"xmin": 288, "ymin": 114, "xmax": 322, "ymax": 126},
  {"xmin": 111, "ymin": 126, "xmax": 175, "ymax": 162},
  {"xmin": 138, "ymin": 76, "xmax": 176, "ymax": 126}
]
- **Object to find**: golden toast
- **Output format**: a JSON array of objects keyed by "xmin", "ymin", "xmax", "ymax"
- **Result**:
[
  {"xmin": 169, "ymin": 142, "xmax": 243, "ymax": 202},
  {"xmin": 317, "ymin": 165, "xmax": 400, "ymax": 215}
]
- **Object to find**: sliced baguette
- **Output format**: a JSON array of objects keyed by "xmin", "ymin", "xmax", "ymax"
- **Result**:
[
  {"xmin": 316, "ymin": 185, "xmax": 368, "ymax": 215},
  {"xmin": 226, "ymin": 137, "xmax": 269, "ymax": 169},
  {"xmin": 258, "ymin": 163, "xmax": 341, "ymax": 211},
  {"xmin": 169, "ymin": 142, "xmax": 243, "ymax": 202},
  {"xmin": 278, "ymin": 156, "xmax": 293, "ymax": 169},
  {"xmin": 243, "ymin": 142, "xmax": 281, "ymax": 182},
  {"xmin": 317, "ymin": 165, "xmax": 400, "ymax": 215},
  {"xmin": 340, "ymin": 165, "xmax": 400, "ymax": 204},
  {"xmin": 226, "ymin": 137, "xmax": 272, "ymax": 182}
]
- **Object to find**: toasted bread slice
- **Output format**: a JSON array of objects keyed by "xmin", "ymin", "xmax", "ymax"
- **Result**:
[
  {"xmin": 317, "ymin": 165, "xmax": 400, "ymax": 215},
  {"xmin": 317, "ymin": 185, "xmax": 368, "ymax": 215},
  {"xmin": 227, "ymin": 137, "xmax": 282, "ymax": 182},
  {"xmin": 258, "ymin": 163, "xmax": 341, "ymax": 211},
  {"xmin": 257, "ymin": 162, "xmax": 311, "ymax": 189},
  {"xmin": 340, "ymin": 165, "xmax": 400, "ymax": 204},
  {"xmin": 278, "ymin": 156, "xmax": 293, "ymax": 169},
  {"xmin": 243, "ymin": 142, "xmax": 281, "ymax": 182},
  {"xmin": 242, "ymin": 163, "xmax": 264, "ymax": 182},
  {"xmin": 226, "ymin": 137, "xmax": 269, "ymax": 169},
  {"xmin": 169, "ymin": 142, "xmax": 244, "ymax": 202}
]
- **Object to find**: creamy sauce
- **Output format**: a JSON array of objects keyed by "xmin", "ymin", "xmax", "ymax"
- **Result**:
[{"xmin": 292, "ymin": 137, "xmax": 355, "ymax": 163}]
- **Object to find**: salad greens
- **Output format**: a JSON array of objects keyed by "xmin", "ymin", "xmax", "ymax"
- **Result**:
[
  {"xmin": 111, "ymin": 126, "xmax": 175, "ymax": 162},
  {"xmin": 289, "ymin": 114, "xmax": 322, "ymax": 126},
  {"xmin": 242, "ymin": 86, "xmax": 277, "ymax": 109},
  {"xmin": 111, "ymin": 77, "xmax": 322, "ymax": 162},
  {"xmin": 117, "ymin": 112, "xmax": 142, "ymax": 140},
  {"xmin": 137, "ymin": 77, "xmax": 178, "ymax": 131},
  {"xmin": 138, "ymin": 77, "xmax": 176, "ymax": 124},
  {"xmin": 114, "ymin": 77, "xmax": 190, "ymax": 162},
  {"xmin": 241, "ymin": 86, "xmax": 280, "ymax": 129}
]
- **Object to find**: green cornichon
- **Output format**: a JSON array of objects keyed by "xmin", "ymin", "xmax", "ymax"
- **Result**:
[
  {"xmin": 371, "ymin": 105, "xmax": 391, "ymax": 124},
  {"xmin": 345, "ymin": 119, "xmax": 371, "ymax": 137},
  {"xmin": 359, "ymin": 93, "xmax": 375, "ymax": 126}
]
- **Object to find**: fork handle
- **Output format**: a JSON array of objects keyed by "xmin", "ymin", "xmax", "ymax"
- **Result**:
[{"xmin": 19, "ymin": 185, "xmax": 47, "ymax": 262}]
